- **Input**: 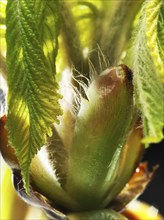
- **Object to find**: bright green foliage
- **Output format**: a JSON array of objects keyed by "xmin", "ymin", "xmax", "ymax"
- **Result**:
[
  {"xmin": 157, "ymin": 1, "xmax": 164, "ymax": 73},
  {"xmin": 126, "ymin": 0, "xmax": 164, "ymax": 144},
  {"xmin": 35, "ymin": 0, "xmax": 60, "ymax": 74},
  {"xmin": 6, "ymin": 0, "xmax": 62, "ymax": 191},
  {"xmin": 146, "ymin": 0, "xmax": 164, "ymax": 80}
]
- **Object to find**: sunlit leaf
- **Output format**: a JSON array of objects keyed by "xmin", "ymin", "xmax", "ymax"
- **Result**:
[
  {"xmin": 126, "ymin": 0, "xmax": 164, "ymax": 145},
  {"xmin": 6, "ymin": 0, "xmax": 62, "ymax": 191},
  {"xmin": 157, "ymin": 1, "xmax": 164, "ymax": 70},
  {"xmin": 35, "ymin": 0, "xmax": 60, "ymax": 74},
  {"xmin": 146, "ymin": 0, "xmax": 164, "ymax": 80}
]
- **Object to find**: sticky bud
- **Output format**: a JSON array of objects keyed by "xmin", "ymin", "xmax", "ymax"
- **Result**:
[{"xmin": 66, "ymin": 65, "xmax": 134, "ymax": 210}]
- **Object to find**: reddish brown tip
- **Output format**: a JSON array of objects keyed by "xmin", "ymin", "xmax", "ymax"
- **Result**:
[
  {"xmin": 120, "ymin": 64, "xmax": 133, "ymax": 82},
  {"xmin": 0, "ymin": 115, "xmax": 7, "ymax": 126}
]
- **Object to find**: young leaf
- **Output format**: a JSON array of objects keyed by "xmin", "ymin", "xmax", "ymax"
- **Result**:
[
  {"xmin": 126, "ymin": 0, "xmax": 164, "ymax": 144},
  {"xmin": 66, "ymin": 65, "xmax": 134, "ymax": 210},
  {"xmin": 6, "ymin": 0, "xmax": 61, "ymax": 191},
  {"xmin": 146, "ymin": 0, "xmax": 164, "ymax": 80},
  {"xmin": 34, "ymin": 0, "xmax": 60, "ymax": 74},
  {"xmin": 157, "ymin": 1, "xmax": 164, "ymax": 74}
]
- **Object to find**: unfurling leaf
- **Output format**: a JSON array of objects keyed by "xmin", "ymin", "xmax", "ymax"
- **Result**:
[
  {"xmin": 126, "ymin": 0, "xmax": 164, "ymax": 145},
  {"xmin": 65, "ymin": 65, "xmax": 134, "ymax": 210},
  {"xmin": 101, "ymin": 119, "xmax": 144, "ymax": 208},
  {"xmin": 6, "ymin": 0, "xmax": 62, "ymax": 191}
]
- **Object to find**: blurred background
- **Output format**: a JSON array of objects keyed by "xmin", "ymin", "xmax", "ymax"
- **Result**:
[{"xmin": 139, "ymin": 140, "xmax": 164, "ymax": 216}]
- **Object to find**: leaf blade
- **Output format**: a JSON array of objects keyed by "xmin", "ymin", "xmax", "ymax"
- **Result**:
[
  {"xmin": 126, "ymin": 0, "xmax": 164, "ymax": 145},
  {"xmin": 6, "ymin": 0, "xmax": 61, "ymax": 191},
  {"xmin": 146, "ymin": 0, "xmax": 164, "ymax": 80}
]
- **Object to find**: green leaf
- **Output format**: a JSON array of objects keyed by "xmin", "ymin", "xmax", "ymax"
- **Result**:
[
  {"xmin": 101, "ymin": 120, "xmax": 144, "ymax": 208},
  {"xmin": 157, "ymin": 1, "xmax": 164, "ymax": 74},
  {"xmin": 34, "ymin": 0, "xmax": 60, "ymax": 75},
  {"xmin": 146, "ymin": 0, "xmax": 164, "ymax": 80},
  {"xmin": 6, "ymin": 0, "xmax": 62, "ymax": 191},
  {"xmin": 126, "ymin": 0, "xmax": 164, "ymax": 145}
]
